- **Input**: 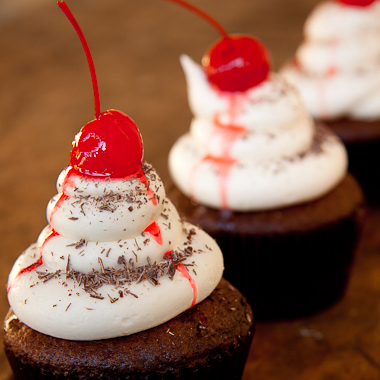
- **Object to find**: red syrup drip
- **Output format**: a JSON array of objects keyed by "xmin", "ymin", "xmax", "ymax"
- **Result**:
[
  {"xmin": 7, "ymin": 229, "xmax": 60, "ymax": 293},
  {"xmin": 164, "ymin": 251, "xmax": 198, "ymax": 307},
  {"xmin": 212, "ymin": 110, "xmax": 247, "ymax": 158},
  {"xmin": 16, "ymin": 256, "xmax": 44, "ymax": 277},
  {"xmin": 318, "ymin": 66, "xmax": 338, "ymax": 119},
  {"xmin": 202, "ymin": 155, "xmax": 237, "ymax": 209},
  {"xmin": 138, "ymin": 172, "xmax": 158, "ymax": 206},
  {"xmin": 190, "ymin": 95, "xmax": 247, "ymax": 209},
  {"xmin": 315, "ymin": 6, "xmax": 345, "ymax": 119},
  {"xmin": 144, "ymin": 222, "xmax": 163, "ymax": 245},
  {"xmin": 177, "ymin": 263, "xmax": 197, "ymax": 308},
  {"xmin": 49, "ymin": 167, "xmax": 77, "ymax": 224}
]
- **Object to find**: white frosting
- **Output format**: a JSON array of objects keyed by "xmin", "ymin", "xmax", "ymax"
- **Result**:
[
  {"xmin": 168, "ymin": 55, "xmax": 347, "ymax": 211},
  {"xmin": 7, "ymin": 163, "xmax": 223, "ymax": 340},
  {"xmin": 281, "ymin": 0, "xmax": 380, "ymax": 120}
]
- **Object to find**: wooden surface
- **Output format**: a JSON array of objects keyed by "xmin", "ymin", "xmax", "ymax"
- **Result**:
[{"xmin": 0, "ymin": 0, "xmax": 380, "ymax": 379}]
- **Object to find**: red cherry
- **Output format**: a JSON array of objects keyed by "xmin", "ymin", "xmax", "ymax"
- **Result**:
[
  {"xmin": 336, "ymin": 0, "xmax": 376, "ymax": 6},
  {"xmin": 59, "ymin": 2, "xmax": 144, "ymax": 178},
  {"xmin": 70, "ymin": 110, "xmax": 143, "ymax": 178},
  {"xmin": 202, "ymin": 35, "xmax": 271, "ymax": 92},
  {"xmin": 163, "ymin": 1, "xmax": 270, "ymax": 92}
]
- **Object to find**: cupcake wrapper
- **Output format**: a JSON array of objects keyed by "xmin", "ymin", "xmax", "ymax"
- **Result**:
[
  {"xmin": 326, "ymin": 118, "xmax": 380, "ymax": 205},
  {"xmin": 169, "ymin": 173, "xmax": 365, "ymax": 321},
  {"xmin": 213, "ymin": 215, "xmax": 360, "ymax": 320},
  {"xmin": 344, "ymin": 140, "xmax": 380, "ymax": 205}
]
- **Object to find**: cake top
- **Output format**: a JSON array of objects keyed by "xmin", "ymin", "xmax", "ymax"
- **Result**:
[{"xmin": 6, "ymin": 1, "xmax": 223, "ymax": 340}]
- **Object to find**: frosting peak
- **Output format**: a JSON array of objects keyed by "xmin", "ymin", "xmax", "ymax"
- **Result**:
[{"xmin": 7, "ymin": 162, "xmax": 223, "ymax": 340}]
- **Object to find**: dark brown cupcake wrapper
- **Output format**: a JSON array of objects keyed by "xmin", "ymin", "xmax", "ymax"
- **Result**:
[
  {"xmin": 342, "ymin": 141, "xmax": 380, "ymax": 205},
  {"xmin": 168, "ymin": 174, "xmax": 365, "ymax": 320},
  {"xmin": 323, "ymin": 118, "xmax": 380, "ymax": 205},
  {"xmin": 213, "ymin": 215, "xmax": 360, "ymax": 320}
]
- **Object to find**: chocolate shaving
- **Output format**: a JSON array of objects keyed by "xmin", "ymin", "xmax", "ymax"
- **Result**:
[
  {"xmin": 107, "ymin": 294, "xmax": 119, "ymax": 303},
  {"xmin": 66, "ymin": 239, "xmax": 86, "ymax": 249},
  {"xmin": 37, "ymin": 270, "xmax": 61, "ymax": 283},
  {"xmin": 32, "ymin": 218, "xmax": 203, "ymax": 302}
]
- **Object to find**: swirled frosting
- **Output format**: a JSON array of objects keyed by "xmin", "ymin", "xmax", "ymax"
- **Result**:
[
  {"xmin": 7, "ymin": 162, "xmax": 223, "ymax": 340},
  {"xmin": 168, "ymin": 55, "xmax": 347, "ymax": 211},
  {"xmin": 281, "ymin": 0, "xmax": 380, "ymax": 120}
]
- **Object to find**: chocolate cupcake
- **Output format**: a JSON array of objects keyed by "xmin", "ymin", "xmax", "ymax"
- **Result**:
[
  {"xmin": 4, "ymin": 154, "xmax": 255, "ymax": 379},
  {"xmin": 4, "ymin": 279, "xmax": 254, "ymax": 380},
  {"xmin": 281, "ymin": 0, "xmax": 380, "ymax": 204},
  {"xmin": 3, "ymin": 3, "xmax": 254, "ymax": 379},
  {"xmin": 168, "ymin": 29, "xmax": 365, "ymax": 319}
]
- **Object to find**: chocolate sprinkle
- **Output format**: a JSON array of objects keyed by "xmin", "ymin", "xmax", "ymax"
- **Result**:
[{"xmin": 36, "ymin": 238, "xmax": 199, "ymax": 302}]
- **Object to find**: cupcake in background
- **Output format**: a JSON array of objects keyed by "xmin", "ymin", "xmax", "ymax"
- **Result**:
[
  {"xmin": 281, "ymin": 0, "xmax": 380, "ymax": 204},
  {"xmin": 167, "ymin": 0, "xmax": 365, "ymax": 320},
  {"xmin": 3, "ymin": 3, "xmax": 254, "ymax": 379}
]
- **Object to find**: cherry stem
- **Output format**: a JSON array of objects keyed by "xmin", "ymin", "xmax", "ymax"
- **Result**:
[
  {"xmin": 163, "ymin": 0, "xmax": 228, "ymax": 38},
  {"xmin": 58, "ymin": 1, "xmax": 101, "ymax": 119}
]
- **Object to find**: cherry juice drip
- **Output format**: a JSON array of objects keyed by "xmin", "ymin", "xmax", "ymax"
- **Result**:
[
  {"xmin": 49, "ymin": 168, "xmax": 77, "ymax": 224},
  {"xmin": 16, "ymin": 257, "xmax": 44, "ymax": 278},
  {"xmin": 143, "ymin": 221, "xmax": 163, "ymax": 245},
  {"xmin": 164, "ymin": 251, "xmax": 198, "ymax": 307},
  {"xmin": 190, "ymin": 95, "xmax": 247, "ymax": 209},
  {"xmin": 137, "ymin": 171, "xmax": 158, "ymax": 206},
  {"xmin": 317, "ymin": 7, "xmax": 345, "ymax": 118},
  {"xmin": 177, "ymin": 263, "xmax": 198, "ymax": 307},
  {"xmin": 8, "ymin": 229, "xmax": 60, "ymax": 293}
]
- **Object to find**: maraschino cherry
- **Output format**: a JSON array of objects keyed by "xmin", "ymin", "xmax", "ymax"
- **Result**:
[
  {"xmin": 164, "ymin": 0, "xmax": 271, "ymax": 92},
  {"xmin": 58, "ymin": 1, "xmax": 143, "ymax": 178},
  {"xmin": 336, "ymin": 0, "xmax": 376, "ymax": 6}
]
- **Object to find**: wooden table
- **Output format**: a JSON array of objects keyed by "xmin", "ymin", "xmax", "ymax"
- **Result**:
[{"xmin": 1, "ymin": 0, "xmax": 380, "ymax": 379}]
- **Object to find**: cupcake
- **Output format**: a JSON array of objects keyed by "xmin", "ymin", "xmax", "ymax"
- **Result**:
[
  {"xmin": 281, "ymin": 0, "xmax": 380, "ymax": 203},
  {"xmin": 3, "ymin": 3, "xmax": 254, "ymax": 379},
  {"xmin": 167, "ymin": 3, "xmax": 365, "ymax": 320}
]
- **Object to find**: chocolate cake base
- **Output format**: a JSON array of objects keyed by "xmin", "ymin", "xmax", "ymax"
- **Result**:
[
  {"xmin": 322, "ymin": 118, "xmax": 380, "ymax": 205},
  {"xmin": 3, "ymin": 278, "xmax": 254, "ymax": 380},
  {"xmin": 169, "ymin": 174, "xmax": 365, "ymax": 320}
]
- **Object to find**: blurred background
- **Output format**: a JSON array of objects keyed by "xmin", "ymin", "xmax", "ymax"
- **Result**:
[{"xmin": 1, "ymin": 0, "xmax": 380, "ymax": 379}]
